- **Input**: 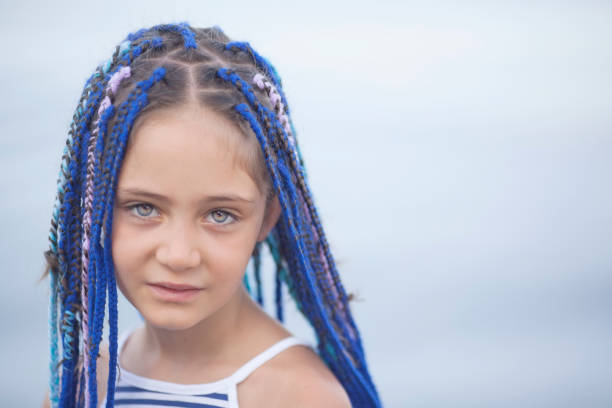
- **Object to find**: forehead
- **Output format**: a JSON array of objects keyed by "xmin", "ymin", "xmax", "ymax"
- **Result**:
[{"xmin": 117, "ymin": 105, "xmax": 261, "ymax": 202}]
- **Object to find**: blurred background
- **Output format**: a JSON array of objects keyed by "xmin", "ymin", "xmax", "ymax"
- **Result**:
[{"xmin": 1, "ymin": 0, "xmax": 611, "ymax": 406}]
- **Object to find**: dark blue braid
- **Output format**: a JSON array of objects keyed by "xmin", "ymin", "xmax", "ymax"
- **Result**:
[
  {"xmin": 271, "ymin": 119, "xmax": 369, "ymax": 366},
  {"xmin": 78, "ymin": 130, "xmax": 92, "ymax": 210},
  {"xmin": 79, "ymin": 100, "xmax": 117, "ymax": 408},
  {"xmin": 274, "ymin": 265, "xmax": 284, "ymax": 322},
  {"xmin": 85, "ymin": 81, "xmax": 137, "ymax": 406},
  {"xmin": 217, "ymin": 70, "xmax": 332, "ymax": 319},
  {"xmin": 252, "ymin": 242, "xmax": 263, "ymax": 306},
  {"xmin": 126, "ymin": 28, "xmax": 148, "ymax": 42},
  {"xmin": 217, "ymin": 70, "xmax": 319, "ymax": 297},
  {"xmin": 127, "ymin": 23, "xmax": 196, "ymax": 49},
  {"xmin": 254, "ymin": 79, "xmax": 372, "ymax": 373},
  {"xmin": 265, "ymin": 234, "xmax": 285, "ymax": 322},
  {"xmin": 85, "ymin": 67, "xmax": 167, "ymax": 408},
  {"xmin": 273, "ymin": 124, "xmax": 376, "ymax": 391},
  {"xmin": 224, "ymin": 42, "xmax": 290, "ymax": 116},
  {"xmin": 57, "ymin": 83, "xmax": 106, "ymax": 408},
  {"xmin": 232, "ymin": 101, "xmax": 335, "ymax": 333},
  {"xmin": 242, "ymin": 49, "xmax": 380, "ymax": 401},
  {"xmin": 220, "ymin": 71, "xmax": 382, "ymax": 406},
  {"xmin": 85, "ymin": 107, "xmax": 121, "ymax": 408},
  {"xmin": 104, "ymin": 68, "xmax": 167, "ymax": 408},
  {"xmin": 84, "ymin": 100, "xmax": 125, "ymax": 408}
]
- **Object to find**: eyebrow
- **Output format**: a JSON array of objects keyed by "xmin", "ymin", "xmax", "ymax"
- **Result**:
[{"xmin": 116, "ymin": 188, "xmax": 255, "ymax": 204}]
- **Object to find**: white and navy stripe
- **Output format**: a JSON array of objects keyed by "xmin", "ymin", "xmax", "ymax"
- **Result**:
[
  {"xmin": 113, "ymin": 385, "xmax": 229, "ymax": 407},
  {"xmin": 99, "ymin": 325, "xmax": 313, "ymax": 408}
]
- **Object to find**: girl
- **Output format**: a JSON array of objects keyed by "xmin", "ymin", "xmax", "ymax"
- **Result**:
[{"xmin": 43, "ymin": 23, "xmax": 382, "ymax": 408}]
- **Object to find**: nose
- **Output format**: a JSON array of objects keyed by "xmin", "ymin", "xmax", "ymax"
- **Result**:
[{"xmin": 155, "ymin": 222, "xmax": 201, "ymax": 271}]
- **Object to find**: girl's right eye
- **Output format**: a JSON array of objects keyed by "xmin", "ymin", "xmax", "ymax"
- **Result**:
[{"xmin": 128, "ymin": 203, "xmax": 159, "ymax": 219}]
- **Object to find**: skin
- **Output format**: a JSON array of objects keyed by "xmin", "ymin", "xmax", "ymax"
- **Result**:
[
  {"xmin": 111, "ymin": 103, "xmax": 280, "ymax": 368},
  {"xmin": 43, "ymin": 103, "xmax": 350, "ymax": 407}
]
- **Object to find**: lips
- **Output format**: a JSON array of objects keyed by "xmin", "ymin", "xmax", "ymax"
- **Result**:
[
  {"xmin": 149, "ymin": 282, "xmax": 203, "ymax": 291},
  {"xmin": 147, "ymin": 282, "xmax": 204, "ymax": 302}
]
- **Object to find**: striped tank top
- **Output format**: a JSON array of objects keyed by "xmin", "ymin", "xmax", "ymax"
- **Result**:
[{"xmin": 99, "ymin": 325, "xmax": 312, "ymax": 408}]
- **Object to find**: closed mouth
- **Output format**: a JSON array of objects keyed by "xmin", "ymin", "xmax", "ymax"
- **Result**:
[{"xmin": 148, "ymin": 282, "xmax": 203, "ymax": 291}]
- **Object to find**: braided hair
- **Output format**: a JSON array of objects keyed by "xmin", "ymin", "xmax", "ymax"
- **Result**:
[{"xmin": 45, "ymin": 23, "xmax": 382, "ymax": 408}]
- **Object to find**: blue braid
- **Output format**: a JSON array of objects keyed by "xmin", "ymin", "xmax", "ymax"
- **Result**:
[
  {"xmin": 224, "ymin": 42, "xmax": 288, "ymax": 112},
  {"xmin": 217, "ymin": 70, "xmax": 328, "ymax": 315},
  {"xmin": 253, "ymin": 242, "xmax": 263, "ymax": 306},
  {"xmin": 233, "ymin": 103, "xmax": 334, "ymax": 325},
  {"xmin": 267, "ymin": 239, "xmax": 285, "ymax": 323},
  {"xmin": 129, "ymin": 22, "xmax": 197, "ymax": 49},
  {"xmin": 86, "ymin": 101, "xmax": 126, "ymax": 407},
  {"xmin": 56, "ymin": 82, "xmax": 106, "ymax": 408},
  {"xmin": 229, "ymin": 83, "xmax": 382, "ymax": 406},
  {"xmin": 274, "ymin": 263, "xmax": 284, "ymax": 322},
  {"xmin": 251, "ymin": 76, "xmax": 372, "ymax": 375},
  {"xmin": 86, "ymin": 67, "xmax": 167, "ymax": 408},
  {"xmin": 82, "ymin": 104, "xmax": 115, "ymax": 408},
  {"xmin": 266, "ymin": 234, "xmax": 285, "ymax": 322},
  {"xmin": 80, "ymin": 104, "xmax": 115, "ymax": 408},
  {"xmin": 102, "ymin": 226, "xmax": 117, "ymax": 408},
  {"xmin": 126, "ymin": 28, "xmax": 148, "ymax": 42},
  {"xmin": 79, "ymin": 98, "xmax": 125, "ymax": 408}
]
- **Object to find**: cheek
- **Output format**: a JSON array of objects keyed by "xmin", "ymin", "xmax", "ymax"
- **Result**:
[
  {"xmin": 206, "ymin": 229, "xmax": 258, "ymax": 280},
  {"xmin": 111, "ymin": 215, "xmax": 149, "ymax": 284}
]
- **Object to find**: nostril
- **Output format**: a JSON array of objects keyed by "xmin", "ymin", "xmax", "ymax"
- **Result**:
[{"xmin": 155, "ymin": 245, "xmax": 201, "ymax": 271}]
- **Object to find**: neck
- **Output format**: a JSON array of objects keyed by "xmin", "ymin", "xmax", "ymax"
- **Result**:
[{"xmin": 142, "ymin": 285, "xmax": 257, "ymax": 369}]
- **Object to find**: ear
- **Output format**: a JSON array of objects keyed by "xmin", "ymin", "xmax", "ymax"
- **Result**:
[{"xmin": 257, "ymin": 196, "xmax": 281, "ymax": 242}]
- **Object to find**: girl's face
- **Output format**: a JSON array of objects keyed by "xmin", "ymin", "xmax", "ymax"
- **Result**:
[{"xmin": 111, "ymin": 104, "xmax": 278, "ymax": 330}]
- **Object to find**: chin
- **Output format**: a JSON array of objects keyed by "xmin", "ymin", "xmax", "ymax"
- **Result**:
[
  {"xmin": 143, "ymin": 311, "xmax": 204, "ymax": 331},
  {"xmin": 135, "ymin": 300, "xmax": 209, "ymax": 331}
]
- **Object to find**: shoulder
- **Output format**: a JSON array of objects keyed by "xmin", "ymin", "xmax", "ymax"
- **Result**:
[
  {"xmin": 279, "ymin": 349, "xmax": 351, "ymax": 407},
  {"xmin": 242, "ymin": 342, "xmax": 351, "ymax": 408}
]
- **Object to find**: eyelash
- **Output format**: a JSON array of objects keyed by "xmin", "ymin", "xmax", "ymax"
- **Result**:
[
  {"xmin": 126, "ymin": 203, "xmax": 237, "ymax": 226},
  {"xmin": 127, "ymin": 203, "xmax": 159, "ymax": 219},
  {"xmin": 208, "ymin": 209, "xmax": 236, "ymax": 226}
]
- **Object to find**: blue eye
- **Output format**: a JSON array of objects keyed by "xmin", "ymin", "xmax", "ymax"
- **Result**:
[
  {"xmin": 209, "ymin": 210, "xmax": 235, "ymax": 225},
  {"xmin": 129, "ymin": 203, "xmax": 158, "ymax": 218}
]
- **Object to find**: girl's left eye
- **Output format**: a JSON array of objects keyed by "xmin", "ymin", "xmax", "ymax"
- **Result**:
[
  {"xmin": 129, "ymin": 203, "xmax": 159, "ymax": 218},
  {"xmin": 208, "ymin": 210, "xmax": 236, "ymax": 226}
]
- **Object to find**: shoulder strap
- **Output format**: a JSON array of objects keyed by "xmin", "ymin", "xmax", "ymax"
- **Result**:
[{"xmin": 231, "ymin": 337, "xmax": 312, "ymax": 384}]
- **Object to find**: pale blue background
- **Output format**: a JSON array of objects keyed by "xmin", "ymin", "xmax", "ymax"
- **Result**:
[{"xmin": 1, "ymin": 1, "xmax": 611, "ymax": 407}]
